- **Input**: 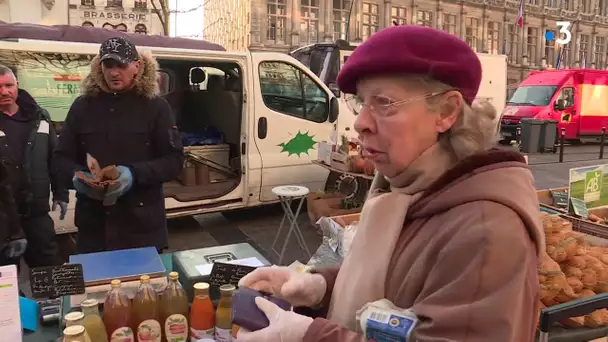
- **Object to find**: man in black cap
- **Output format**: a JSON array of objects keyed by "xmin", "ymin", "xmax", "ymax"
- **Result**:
[{"xmin": 54, "ymin": 36, "xmax": 184, "ymax": 253}]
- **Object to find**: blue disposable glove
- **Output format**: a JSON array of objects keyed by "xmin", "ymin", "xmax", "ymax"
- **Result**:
[
  {"xmin": 52, "ymin": 200, "xmax": 68, "ymax": 220},
  {"xmin": 2, "ymin": 238, "xmax": 27, "ymax": 259},
  {"xmin": 72, "ymin": 172, "xmax": 105, "ymax": 201},
  {"xmin": 103, "ymin": 166, "xmax": 134, "ymax": 206}
]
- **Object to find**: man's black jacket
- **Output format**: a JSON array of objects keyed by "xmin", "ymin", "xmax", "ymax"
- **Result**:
[
  {"xmin": 54, "ymin": 51, "xmax": 184, "ymax": 252},
  {"xmin": 0, "ymin": 90, "xmax": 69, "ymax": 217},
  {"xmin": 0, "ymin": 160, "xmax": 24, "ymax": 245}
]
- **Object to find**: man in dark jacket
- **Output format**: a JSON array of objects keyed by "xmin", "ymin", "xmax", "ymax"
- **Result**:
[
  {"xmin": 0, "ymin": 65, "xmax": 67, "ymax": 267},
  {"xmin": 55, "ymin": 37, "xmax": 184, "ymax": 253},
  {"xmin": 0, "ymin": 160, "xmax": 27, "ymax": 265}
]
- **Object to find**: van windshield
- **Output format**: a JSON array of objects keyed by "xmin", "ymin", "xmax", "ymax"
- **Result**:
[{"xmin": 507, "ymin": 85, "xmax": 558, "ymax": 106}]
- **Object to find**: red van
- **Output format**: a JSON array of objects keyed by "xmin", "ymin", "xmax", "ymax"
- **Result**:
[{"xmin": 500, "ymin": 69, "xmax": 608, "ymax": 142}]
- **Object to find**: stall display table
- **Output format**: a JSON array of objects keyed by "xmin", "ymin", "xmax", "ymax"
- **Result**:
[{"xmin": 23, "ymin": 254, "xmax": 174, "ymax": 342}]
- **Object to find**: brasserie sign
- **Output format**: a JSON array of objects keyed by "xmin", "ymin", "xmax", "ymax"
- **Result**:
[{"xmin": 83, "ymin": 11, "xmax": 146, "ymax": 22}]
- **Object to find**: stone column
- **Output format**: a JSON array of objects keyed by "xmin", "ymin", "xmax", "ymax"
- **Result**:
[
  {"xmin": 384, "ymin": 0, "xmax": 391, "ymax": 28},
  {"xmin": 590, "ymin": 25, "xmax": 597, "ymax": 67},
  {"xmin": 459, "ymin": 5, "xmax": 466, "ymax": 40},
  {"xmin": 324, "ymin": 0, "xmax": 333, "ymax": 41},
  {"xmin": 481, "ymin": 8, "xmax": 488, "ymax": 52},
  {"xmin": 291, "ymin": 0, "xmax": 301, "ymax": 47},
  {"xmin": 411, "ymin": 1, "xmax": 418, "ymax": 26},
  {"xmin": 501, "ymin": 10, "xmax": 508, "ymax": 55}
]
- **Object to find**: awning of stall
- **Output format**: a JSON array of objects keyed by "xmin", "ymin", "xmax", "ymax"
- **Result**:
[{"xmin": 0, "ymin": 21, "xmax": 225, "ymax": 51}]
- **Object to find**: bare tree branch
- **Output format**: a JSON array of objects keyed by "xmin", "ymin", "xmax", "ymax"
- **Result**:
[{"xmin": 150, "ymin": 0, "xmax": 169, "ymax": 36}]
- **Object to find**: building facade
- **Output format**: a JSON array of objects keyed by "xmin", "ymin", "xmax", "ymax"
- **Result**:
[
  {"xmin": 68, "ymin": 0, "xmax": 164, "ymax": 34},
  {"xmin": 0, "ymin": 0, "xmax": 164, "ymax": 35},
  {"xmin": 204, "ymin": 0, "xmax": 608, "ymax": 86},
  {"xmin": 0, "ymin": 0, "xmax": 70, "ymax": 25}
]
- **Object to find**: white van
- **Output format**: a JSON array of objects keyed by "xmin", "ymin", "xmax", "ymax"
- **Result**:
[{"xmin": 0, "ymin": 39, "xmax": 339, "ymax": 220}]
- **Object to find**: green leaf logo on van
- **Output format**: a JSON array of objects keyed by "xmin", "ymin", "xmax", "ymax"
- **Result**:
[{"xmin": 278, "ymin": 131, "xmax": 318, "ymax": 157}]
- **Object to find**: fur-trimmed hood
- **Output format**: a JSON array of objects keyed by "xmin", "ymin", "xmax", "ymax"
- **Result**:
[{"xmin": 81, "ymin": 50, "xmax": 159, "ymax": 98}]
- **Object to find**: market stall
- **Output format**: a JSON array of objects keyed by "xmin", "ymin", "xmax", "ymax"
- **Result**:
[{"xmin": 308, "ymin": 136, "xmax": 375, "ymax": 228}]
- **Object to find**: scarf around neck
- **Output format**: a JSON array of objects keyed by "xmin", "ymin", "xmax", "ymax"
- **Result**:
[{"xmin": 326, "ymin": 143, "xmax": 455, "ymax": 330}]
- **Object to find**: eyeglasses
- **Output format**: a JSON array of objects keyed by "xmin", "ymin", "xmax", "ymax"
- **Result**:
[{"xmin": 345, "ymin": 92, "xmax": 445, "ymax": 117}]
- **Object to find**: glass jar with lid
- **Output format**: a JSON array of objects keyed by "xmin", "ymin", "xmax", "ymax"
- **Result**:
[
  {"xmin": 63, "ymin": 325, "xmax": 87, "ymax": 342},
  {"xmin": 64, "ymin": 312, "xmax": 91, "ymax": 342}
]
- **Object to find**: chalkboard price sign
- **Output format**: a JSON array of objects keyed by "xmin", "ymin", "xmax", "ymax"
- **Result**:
[
  {"xmin": 208, "ymin": 262, "xmax": 257, "ymax": 299},
  {"xmin": 30, "ymin": 264, "xmax": 85, "ymax": 299},
  {"xmin": 550, "ymin": 190, "xmax": 569, "ymax": 208},
  {"xmin": 570, "ymin": 197, "xmax": 589, "ymax": 219}
]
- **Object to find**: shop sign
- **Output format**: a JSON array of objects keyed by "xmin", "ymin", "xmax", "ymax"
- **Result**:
[
  {"xmin": 568, "ymin": 164, "xmax": 608, "ymax": 209},
  {"xmin": 83, "ymin": 11, "xmax": 146, "ymax": 21}
]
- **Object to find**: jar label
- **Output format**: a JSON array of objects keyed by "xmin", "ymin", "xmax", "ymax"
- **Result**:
[
  {"xmin": 190, "ymin": 326, "xmax": 215, "ymax": 341},
  {"xmin": 110, "ymin": 327, "xmax": 134, "ymax": 342},
  {"xmin": 165, "ymin": 314, "xmax": 188, "ymax": 342},
  {"xmin": 137, "ymin": 319, "xmax": 162, "ymax": 341},
  {"xmin": 215, "ymin": 327, "xmax": 233, "ymax": 342}
]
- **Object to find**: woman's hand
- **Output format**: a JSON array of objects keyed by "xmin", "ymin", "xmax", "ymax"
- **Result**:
[
  {"xmin": 238, "ymin": 266, "xmax": 327, "ymax": 307},
  {"xmin": 237, "ymin": 297, "xmax": 313, "ymax": 342}
]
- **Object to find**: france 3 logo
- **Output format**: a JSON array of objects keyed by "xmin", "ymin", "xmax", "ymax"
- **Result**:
[{"xmin": 545, "ymin": 21, "xmax": 572, "ymax": 45}]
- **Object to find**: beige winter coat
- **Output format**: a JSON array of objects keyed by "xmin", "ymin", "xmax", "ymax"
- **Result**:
[{"xmin": 303, "ymin": 149, "xmax": 543, "ymax": 342}]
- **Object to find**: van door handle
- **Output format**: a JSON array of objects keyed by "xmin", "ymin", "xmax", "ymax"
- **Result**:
[{"xmin": 258, "ymin": 117, "xmax": 267, "ymax": 139}]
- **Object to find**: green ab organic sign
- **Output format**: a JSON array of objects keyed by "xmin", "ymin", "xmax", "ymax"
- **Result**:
[{"xmin": 569, "ymin": 165, "xmax": 608, "ymax": 209}]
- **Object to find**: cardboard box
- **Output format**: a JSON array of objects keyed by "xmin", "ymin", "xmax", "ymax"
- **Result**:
[
  {"xmin": 317, "ymin": 141, "xmax": 333, "ymax": 165},
  {"xmin": 307, "ymin": 193, "xmax": 361, "ymax": 231}
]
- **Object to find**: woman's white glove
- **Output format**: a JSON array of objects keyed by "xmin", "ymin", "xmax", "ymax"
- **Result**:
[
  {"xmin": 237, "ymin": 297, "xmax": 313, "ymax": 342},
  {"xmin": 238, "ymin": 266, "xmax": 327, "ymax": 307}
]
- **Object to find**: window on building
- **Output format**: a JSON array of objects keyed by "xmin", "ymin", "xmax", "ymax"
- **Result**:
[
  {"xmin": 487, "ymin": 21, "xmax": 500, "ymax": 54},
  {"xmin": 333, "ymin": 0, "xmax": 352, "ymax": 41},
  {"xmin": 563, "ymin": 0, "xmax": 573, "ymax": 10},
  {"xmin": 561, "ymin": 42, "xmax": 571, "ymax": 68},
  {"xmin": 134, "ymin": 0, "xmax": 146, "ymax": 10},
  {"xmin": 581, "ymin": 0, "xmax": 590, "ymax": 12},
  {"xmin": 527, "ymin": 27, "xmax": 538, "ymax": 64},
  {"xmin": 545, "ymin": 0, "xmax": 558, "ymax": 7},
  {"xmin": 579, "ymin": 34, "xmax": 590, "ymax": 66},
  {"xmin": 362, "ymin": 3, "xmax": 379, "ymax": 40},
  {"xmin": 442, "ymin": 13, "xmax": 456, "ymax": 34},
  {"xmin": 416, "ymin": 10, "xmax": 432, "ymax": 27},
  {"xmin": 301, "ymin": 0, "xmax": 319, "ymax": 44},
  {"xmin": 505, "ymin": 24, "xmax": 519, "ymax": 63},
  {"xmin": 595, "ymin": 36, "xmax": 605, "ymax": 69},
  {"xmin": 81, "ymin": 0, "xmax": 94, "ymax": 6},
  {"xmin": 527, "ymin": 0, "xmax": 539, "ymax": 4},
  {"xmin": 465, "ymin": 18, "xmax": 479, "ymax": 51},
  {"xmin": 600, "ymin": 0, "xmax": 608, "ymax": 15},
  {"xmin": 391, "ymin": 6, "xmax": 407, "ymax": 26},
  {"xmin": 258, "ymin": 61, "xmax": 329, "ymax": 123},
  {"xmin": 82, "ymin": 21, "xmax": 94, "ymax": 27},
  {"xmin": 267, "ymin": 0, "xmax": 287, "ymax": 43},
  {"xmin": 106, "ymin": 0, "xmax": 122, "ymax": 7},
  {"xmin": 135, "ymin": 24, "xmax": 147, "ymax": 34},
  {"xmin": 115, "ymin": 23, "xmax": 127, "ymax": 32},
  {"xmin": 544, "ymin": 29, "xmax": 556, "ymax": 67}
]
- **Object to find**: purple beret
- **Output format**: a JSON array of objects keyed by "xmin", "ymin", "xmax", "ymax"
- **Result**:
[{"xmin": 336, "ymin": 25, "xmax": 482, "ymax": 104}]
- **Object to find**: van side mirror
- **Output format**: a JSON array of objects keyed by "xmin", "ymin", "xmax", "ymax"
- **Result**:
[
  {"xmin": 329, "ymin": 97, "xmax": 339, "ymax": 123},
  {"xmin": 328, "ymin": 82, "xmax": 341, "ymax": 97},
  {"xmin": 554, "ymin": 99, "xmax": 566, "ymax": 110}
]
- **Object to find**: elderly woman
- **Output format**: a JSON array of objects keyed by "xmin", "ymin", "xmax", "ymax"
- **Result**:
[{"xmin": 238, "ymin": 25, "xmax": 543, "ymax": 342}]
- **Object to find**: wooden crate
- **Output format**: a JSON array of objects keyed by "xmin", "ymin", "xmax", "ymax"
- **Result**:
[
  {"xmin": 329, "ymin": 213, "xmax": 361, "ymax": 227},
  {"xmin": 537, "ymin": 187, "xmax": 569, "ymax": 213}
]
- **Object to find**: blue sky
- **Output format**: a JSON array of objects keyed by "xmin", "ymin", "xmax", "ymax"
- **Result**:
[{"xmin": 169, "ymin": 0, "xmax": 204, "ymax": 38}]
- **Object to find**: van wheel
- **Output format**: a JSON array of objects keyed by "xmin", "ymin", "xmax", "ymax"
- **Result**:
[{"xmin": 324, "ymin": 171, "xmax": 369, "ymax": 203}]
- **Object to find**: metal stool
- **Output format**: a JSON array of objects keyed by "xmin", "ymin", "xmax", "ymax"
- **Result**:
[{"xmin": 271, "ymin": 185, "xmax": 311, "ymax": 265}]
